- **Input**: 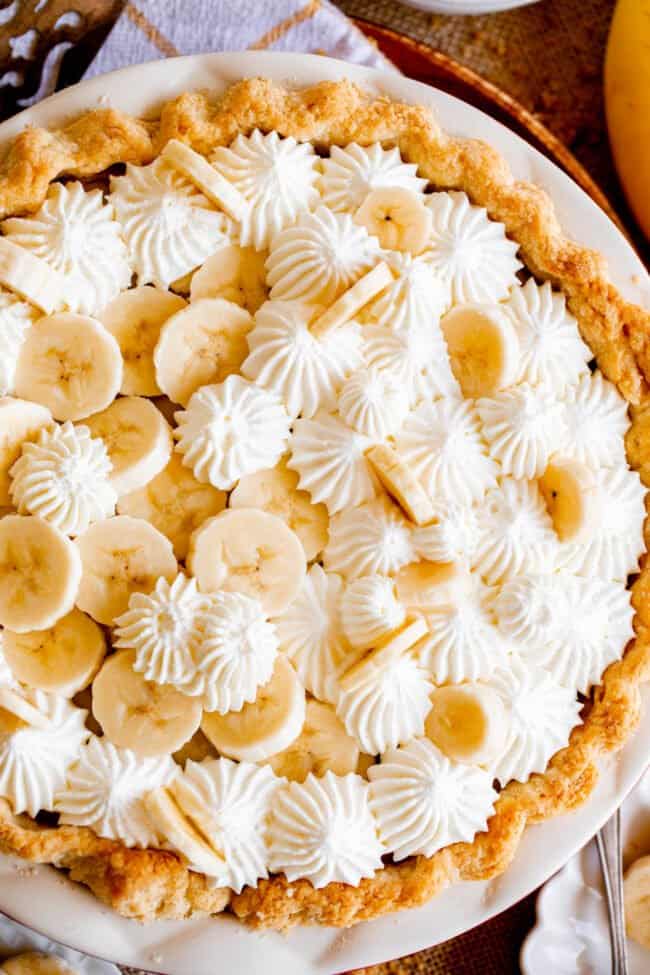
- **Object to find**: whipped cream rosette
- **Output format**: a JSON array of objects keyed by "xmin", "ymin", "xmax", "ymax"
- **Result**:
[
  {"xmin": 425, "ymin": 191, "xmax": 522, "ymax": 304},
  {"xmin": 364, "ymin": 252, "xmax": 448, "ymax": 331},
  {"xmin": 488, "ymin": 657, "xmax": 582, "ymax": 784},
  {"xmin": 393, "ymin": 397, "xmax": 498, "ymax": 506},
  {"xmin": 413, "ymin": 501, "xmax": 479, "ymax": 565},
  {"xmin": 363, "ymin": 321, "xmax": 459, "ymax": 405},
  {"xmin": 265, "ymin": 206, "xmax": 380, "ymax": 305},
  {"xmin": 4, "ymin": 181, "xmax": 132, "ymax": 316},
  {"xmin": 338, "ymin": 366, "xmax": 410, "ymax": 440},
  {"xmin": 318, "ymin": 143, "xmax": 426, "ymax": 213},
  {"xmin": 558, "ymin": 465, "xmax": 645, "ymax": 581},
  {"xmin": 368, "ymin": 738, "xmax": 497, "ymax": 860},
  {"xmin": 110, "ymin": 158, "xmax": 236, "ymax": 289},
  {"xmin": 267, "ymin": 771, "xmax": 383, "ymax": 888},
  {"xmin": 558, "ymin": 370, "xmax": 629, "ymax": 468},
  {"xmin": 417, "ymin": 574, "xmax": 506, "ymax": 684},
  {"xmin": 9, "ymin": 421, "xmax": 116, "ymax": 535},
  {"xmin": 55, "ymin": 737, "xmax": 176, "ymax": 848},
  {"xmin": 273, "ymin": 565, "xmax": 349, "ymax": 703},
  {"xmin": 289, "ymin": 410, "xmax": 377, "ymax": 515},
  {"xmin": 113, "ymin": 574, "xmax": 206, "ymax": 687},
  {"xmin": 505, "ymin": 279, "xmax": 591, "ymax": 390},
  {"xmin": 473, "ymin": 477, "xmax": 556, "ymax": 584},
  {"xmin": 211, "ymin": 129, "xmax": 319, "ymax": 250},
  {"xmin": 323, "ymin": 496, "xmax": 417, "ymax": 579},
  {"xmin": 0, "ymin": 290, "xmax": 38, "ymax": 397},
  {"xmin": 477, "ymin": 383, "xmax": 567, "ymax": 480},
  {"xmin": 242, "ymin": 299, "xmax": 363, "ymax": 418},
  {"xmin": 340, "ymin": 575, "xmax": 406, "ymax": 649},
  {"xmin": 169, "ymin": 757, "xmax": 279, "ymax": 892},
  {"xmin": 174, "ymin": 375, "xmax": 290, "ymax": 491},
  {"xmin": 497, "ymin": 572, "xmax": 634, "ymax": 692},
  {"xmin": 0, "ymin": 690, "xmax": 89, "ymax": 816}
]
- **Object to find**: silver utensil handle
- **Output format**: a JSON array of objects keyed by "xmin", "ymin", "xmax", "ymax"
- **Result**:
[{"xmin": 596, "ymin": 809, "xmax": 629, "ymax": 975}]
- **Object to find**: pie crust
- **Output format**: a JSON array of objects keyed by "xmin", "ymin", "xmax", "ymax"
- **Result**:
[{"xmin": 0, "ymin": 77, "xmax": 649, "ymax": 930}]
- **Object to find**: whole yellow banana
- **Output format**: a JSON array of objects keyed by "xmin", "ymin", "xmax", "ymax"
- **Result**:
[{"xmin": 605, "ymin": 0, "xmax": 650, "ymax": 240}]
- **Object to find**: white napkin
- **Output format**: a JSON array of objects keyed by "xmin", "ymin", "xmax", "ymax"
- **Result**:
[{"xmin": 85, "ymin": 0, "xmax": 391, "ymax": 78}]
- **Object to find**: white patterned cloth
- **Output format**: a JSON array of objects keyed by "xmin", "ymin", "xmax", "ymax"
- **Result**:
[{"xmin": 86, "ymin": 0, "xmax": 390, "ymax": 78}]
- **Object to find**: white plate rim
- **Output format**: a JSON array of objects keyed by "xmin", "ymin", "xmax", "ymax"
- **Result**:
[{"xmin": 0, "ymin": 50, "xmax": 648, "ymax": 975}]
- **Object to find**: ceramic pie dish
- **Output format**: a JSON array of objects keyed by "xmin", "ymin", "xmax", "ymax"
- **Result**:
[{"xmin": 0, "ymin": 52, "xmax": 648, "ymax": 975}]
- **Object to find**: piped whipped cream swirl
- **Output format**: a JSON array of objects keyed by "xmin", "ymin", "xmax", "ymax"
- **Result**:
[
  {"xmin": 324, "ymin": 496, "xmax": 417, "ymax": 579},
  {"xmin": 0, "ymin": 290, "xmax": 37, "ymax": 396},
  {"xmin": 318, "ymin": 143, "xmax": 426, "ymax": 213}
]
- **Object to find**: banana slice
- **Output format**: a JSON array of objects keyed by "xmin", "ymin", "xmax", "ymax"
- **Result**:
[
  {"xmin": 229, "ymin": 457, "xmax": 329, "ymax": 561},
  {"xmin": 118, "ymin": 452, "xmax": 226, "ymax": 561},
  {"xmin": 14, "ymin": 313, "xmax": 123, "ymax": 421},
  {"xmin": 190, "ymin": 244, "xmax": 268, "ymax": 313},
  {"xmin": 154, "ymin": 297, "xmax": 253, "ymax": 406},
  {"xmin": 0, "ymin": 952, "xmax": 78, "ymax": 975},
  {"xmin": 75, "ymin": 515, "xmax": 177, "ymax": 625},
  {"xmin": 0, "ymin": 515, "xmax": 81, "ymax": 632},
  {"xmin": 92, "ymin": 648, "xmax": 201, "ymax": 756},
  {"xmin": 188, "ymin": 508, "xmax": 305, "ymax": 616},
  {"xmin": 366, "ymin": 444, "xmax": 435, "ymax": 526},
  {"xmin": 143, "ymin": 787, "xmax": 227, "ymax": 877},
  {"xmin": 425, "ymin": 683, "xmax": 510, "ymax": 766},
  {"xmin": 2, "ymin": 608, "xmax": 106, "ymax": 697},
  {"xmin": 161, "ymin": 138, "xmax": 248, "ymax": 221},
  {"xmin": 538, "ymin": 456, "xmax": 601, "ymax": 543},
  {"xmin": 84, "ymin": 395, "xmax": 173, "ymax": 496},
  {"xmin": 100, "ymin": 286, "xmax": 186, "ymax": 396},
  {"xmin": 394, "ymin": 560, "xmax": 472, "ymax": 610},
  {"xmin": 310, "ymin": 261, "xmax": 393, "ymax": 338},
  {"xmin": 201, "ymin": 654, "xmax": 305, "ymax": 763},
  {"xmin": 624, "ymin": 854, "xmax": 650, "ymax": 949},
  {"xmin": 440, "ymin": 303, "xmax": 520, "ymax": 398},
  {"xmin": 354, "ymin": 187, "xmax": 432, "ymax": 253},
  {"xmin": 267, "ymin": 698, "xmax": 360, "ymax": 782},
  {"xmin": 0, "ymin": 397, "xmax": 53, "ymax": 504},
  {"xmin": 0, "ymin": 686, "xmax": 51, "ymax": 733},
  {"xmin": 338, "ymin": 617, "xmax": 428, "ymax": 694},
  {"xmin": 0, "ymin": 237, "xmax": 64, "ymax": 314}
]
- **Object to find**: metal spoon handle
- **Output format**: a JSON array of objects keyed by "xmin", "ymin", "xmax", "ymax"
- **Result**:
[{"xmin": 596, "ymin": 809, "xmax": 629, "ymax": 975}]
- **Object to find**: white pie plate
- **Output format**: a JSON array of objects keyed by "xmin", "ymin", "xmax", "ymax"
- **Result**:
[{"xmin": 0, "ymin": 51, "xmax": 648, "ymax": 975}]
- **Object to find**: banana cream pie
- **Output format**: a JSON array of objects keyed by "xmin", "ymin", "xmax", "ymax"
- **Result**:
[{"xmin": 0, "ymin": 78, "xmax": 647, "ymax": 931}]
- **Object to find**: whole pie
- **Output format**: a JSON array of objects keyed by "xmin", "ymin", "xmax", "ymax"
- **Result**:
[{"xmin": 0, "ymin": 77, "xmax": 648, "ymax": 932}]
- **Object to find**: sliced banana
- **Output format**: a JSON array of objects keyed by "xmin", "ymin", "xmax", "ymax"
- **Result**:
[
  {"xmin": 161, "ymin": 138, "xmax": 248, "ymax": 221},
  {"xmin": 624, "ymin": 854, "xmax": 650, "ymax": 949},
  {"xmin": 188, "ymin": 508, "xmax": 305, "ymax": 616},
  {"xmin": 0, "ymin": 952, "xmax": 78, "ymax": 975},
  {"xmin": 84, "ymin": 395, "xmax": 173, "ymax": 496},
  {"xmin": 0, "ymin": 514, "xmax": 81, "ymax": 632},
  {"xmin": 0, "ymin": 686, "xmax": 51, "ymax": 733},
  {"xmin": 14, "ymin": 313, "xmax": 123, "ymax": 421},
  {"xmin": 100, "ymin": 286, "xmax": 186, "ymax": 396},
  {"xmin": 440, "ymin": 303, "xmax": 520, "ymax": 398},
  {"xmin": 0, "ymin": 237, "xmax": 64, "ymax": 314},
  {"xmin": 310, "ymin": 261, "xmax": 393, "ymax": 338},
  {"xmin": 267, "ymin": 698, "xmax": 360, "ymax": 782},
  {"xmin": 118, "ymin": 452, "xmax": 226, "ymax": 561},
  {"xmin": 92, "ymin": 648, "xmax": 201, "ymax": 757},
  {"xmin": 0, "ymin": 396, "xmax": 53, "ymax": 504},
  {"xmin": 201, "ymin": 654, "xmax": 305, "ymax": 763},
  {"xmin": 425, "ymin": 683, "xmax": 510, "ymax": 766},
  {"xmin": 538, "ymin": 456, "xmax": 601, "ymax": 543},
  {"xmin": 190, "ymin": 244, "xmax": 268, "ymax": 314},
  {"xmin": 366, "ymin": 444, "xmax": 435, "ymax": 526},
  {"xmin": 229, "ymin": 457, "xmax": 329, "ymax": 561},
  {"xmin": 394, "ymin": 560, "xmax": 472, "ymax": 610},
  {"xmin": 354, "ymin": 187, "xmax": 432, "ymax": 253},
  {"xmin": 2, "ymin": 608, "xmax": 106, "ymax": 697},
  {"xmin": 75, "ymin": 515, "xmax": 177, "ymax": 625},
  {"xmin": 143, "ymin": 786, "xmax": 227, "ymax": 877},
  {"xmin": 338, "ymin": 617, "xmax": 429, "ymax": 694},
  {"xmin": 154, "ymin": 297, "xmax": 253, "ymax": 406}
]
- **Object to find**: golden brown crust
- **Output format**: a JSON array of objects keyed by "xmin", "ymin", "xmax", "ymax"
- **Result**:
[{"xmin": 0, "ymin": 77, "xmax": 649, "ymax": 931}]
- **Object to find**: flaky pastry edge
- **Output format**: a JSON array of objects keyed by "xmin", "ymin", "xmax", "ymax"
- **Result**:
[{"xmin": 0, "ymin": 77, "xmax": 649, "ymax": 931}]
